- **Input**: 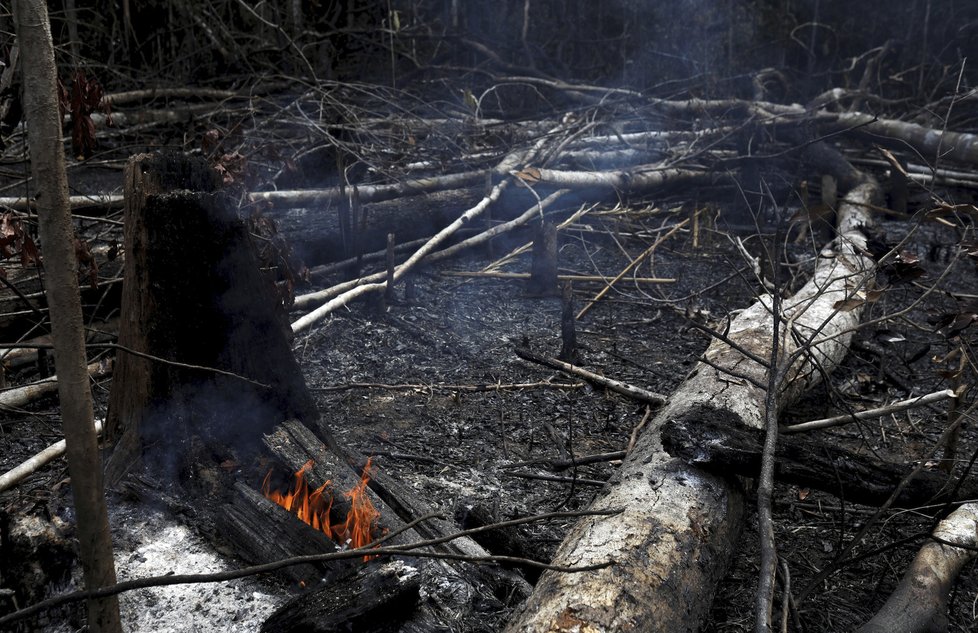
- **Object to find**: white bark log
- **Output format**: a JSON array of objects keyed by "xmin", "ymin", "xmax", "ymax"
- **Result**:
[
  {"xmin": 0, "ymin": 360, "xmax": 112, "ymax": 411},
  {"xmin": 505, "ymin": 182, "xmax": 880, "ymax": 632},
  {"xmin": 857, "ymin": 503, "xmax": 978, "ymax": 633},
  {"xmin": 0, "ymin": 419, "xmax": 105, "ymax": 493}
]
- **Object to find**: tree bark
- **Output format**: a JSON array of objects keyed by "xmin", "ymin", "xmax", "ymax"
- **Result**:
[
  {"xmin": 104, "ymin": 151, "xmax": 319, "ymax": 484},
  {"xmin": 857, "ymin": 503, "xmax": 978, "ymax": 633},
  {"xmin": 505, "ymin": 182, "xmax": 879, "ymax": 632},
  {"xmin": 13, "ymin": 1, "xmax": 122, "ymax": 631}
]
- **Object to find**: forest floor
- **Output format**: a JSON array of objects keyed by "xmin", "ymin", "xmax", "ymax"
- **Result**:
[{"xmin": 0, "ymin": 90, "xmax": 977, "ymax": 632}]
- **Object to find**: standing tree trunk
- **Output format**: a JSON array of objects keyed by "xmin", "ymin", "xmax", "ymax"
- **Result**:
[{"xmin": 13, "ymin": 2, "xmax": 122, "ymax": 632}]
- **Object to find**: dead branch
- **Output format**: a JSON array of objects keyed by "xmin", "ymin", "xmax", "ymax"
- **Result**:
[
  {"xmin": 249, "ymin": 170, "xmax": 487, "ymax": 208},
  {"xmin": 782, "ymin": 389, "xmax": 958, "ymax": 433},
  {"xmin": 101, "ymin": 87, "xmax": 241, "ymax": 106},
  {"xmin": 439, "ymin": 271, "xmax": 675, "ymax": 284},
  {"xmin": 514, "ymin": 346, "xmax": 667, "ymax": 405}
]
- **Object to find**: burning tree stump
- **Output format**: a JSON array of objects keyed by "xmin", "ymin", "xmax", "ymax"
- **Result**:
[
  {"xmin": 103, "ymin": 152, "xmax": 530, "ymax": 630},
  {"xmin": 105, "ymin": 151, "xmax": 321, "ymax": 483}
]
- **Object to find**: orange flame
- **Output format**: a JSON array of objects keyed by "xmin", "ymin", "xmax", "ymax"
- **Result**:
[{"xmin": 262, "ymin": 458, "xmax": 379, "ymax": 559}]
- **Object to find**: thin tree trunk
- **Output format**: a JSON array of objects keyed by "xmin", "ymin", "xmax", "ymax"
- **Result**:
[{"xmin": 13, "ymin": 2, "xmax": 122, "ymax": 632}]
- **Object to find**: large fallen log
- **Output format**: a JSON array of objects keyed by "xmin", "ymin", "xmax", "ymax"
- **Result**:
[{"xmin": 505, "ymin": 180, "xmax": 880, "ymax": 632}]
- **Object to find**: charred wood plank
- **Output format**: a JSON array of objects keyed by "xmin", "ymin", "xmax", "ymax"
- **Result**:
[
  {"xmin": 217, "ymin": 482, "xmax": 347, "ymax": 586},
  {"xmin": 260, "ymin": 559, "xmax": 422, "ymax": 633},
  {"xmin": 660, "ymin": 415, "xmax": 978, "ymax": 509}
]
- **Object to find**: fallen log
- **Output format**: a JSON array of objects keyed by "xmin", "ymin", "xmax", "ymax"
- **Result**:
[
  {"xmin": 857, "ymin": 503, "xmax": 978, "ymax": 633},
  {"xmin": 505, "ymin": 180, "xmax": 879, "ymax": 632},
  {"xmin": 660, "ymin": 415, "xmax": 976, "ymax": 509},
  {"xmin": 243, "ymin": 418, "xmax": 530, "ymax": 629},
  {"xmin": 0, "ymin": 360, "xmax": 112, "ymax": 412},
  {"xmin": 0, "ymin": 418, "xmax": 105, "ymax": 493}
]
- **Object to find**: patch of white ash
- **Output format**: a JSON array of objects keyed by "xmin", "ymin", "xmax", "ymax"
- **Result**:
[{"xmin": 107, "ymin": 501, "xmax": 286, "ymax": 632}]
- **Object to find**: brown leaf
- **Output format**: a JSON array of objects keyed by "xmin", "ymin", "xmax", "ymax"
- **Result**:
[
  {"xmin": 833, "ymin": 298, "xmax": 864, "ymax": 312},
  {"xmin": 515, "ymin": 167, "xmax": 541, "ymax": 183},
  {"xmin": 876, "ymin": 146, "xmax": 909, "ymax": 178}
]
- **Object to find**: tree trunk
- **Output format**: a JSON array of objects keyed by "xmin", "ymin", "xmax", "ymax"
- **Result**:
[
  {"xmin": 505, "ymin": 181, "xmax": 880, "ymax": 632},
  {"xmin": 105, "ymin": 151, "xmax": 321, "ymax": 484},
  {"xmin": 13, "ymin": 1, "xmax": 122, "ymax": 631}
]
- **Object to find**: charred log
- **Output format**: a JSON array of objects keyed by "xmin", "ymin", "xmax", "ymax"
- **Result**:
[
  {"xmin": 260, "ymin": 559, "xmax": 422, "ymax": 633},
  {"xmin": 218, "ymin": 483, "xmax": 347, "ymax": 586},
  {"xmin": 661, "ymin": 414, "xmax": 978, "ymax": 509}
]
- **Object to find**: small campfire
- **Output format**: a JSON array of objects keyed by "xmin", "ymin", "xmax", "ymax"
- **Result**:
[{"xmin": 262, "ymin": 457, "xmax": 381, "ymax": 556}]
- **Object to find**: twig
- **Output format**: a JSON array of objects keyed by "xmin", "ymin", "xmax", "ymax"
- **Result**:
[
  {"xmin": 781, "ymin": 389, "xmax": 957, "ymax": 434},
  {"xmin": 626, "ymin": 406, "xmax": 653, "ymax": 454},
  {"xmin": 514, "ymin": 346, "xmax": 667, "ymax": 405},
  {"xmin": 577, "ymin": 219, "xmax": 689, "ymax": 320}
]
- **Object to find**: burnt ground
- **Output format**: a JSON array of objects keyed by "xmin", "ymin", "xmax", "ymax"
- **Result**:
[{"xmin": 0, "ymin": 152, "xmax": 977, "ymax": 632}]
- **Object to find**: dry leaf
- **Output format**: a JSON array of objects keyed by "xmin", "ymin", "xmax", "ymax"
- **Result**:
[
  {"xmin": 515, "ymin": 167, "xmax": 541, "ymax": 183},
  {"xmin": 833, "ymin": 298, "xmax": 864, "ymax": 312}
]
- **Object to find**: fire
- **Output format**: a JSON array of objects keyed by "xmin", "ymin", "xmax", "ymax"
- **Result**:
[{"xmin": 262, "ymin": 458, "xmax": 380, "ymax": 558}]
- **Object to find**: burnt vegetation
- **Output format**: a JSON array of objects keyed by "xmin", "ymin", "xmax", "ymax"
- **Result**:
[{"xmin": 1, "ymin": 1, "xmax": 978, "ymax": 632}]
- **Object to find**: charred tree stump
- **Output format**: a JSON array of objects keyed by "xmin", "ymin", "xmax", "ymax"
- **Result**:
[
  {"xmin": 105, "ymin": 152, "xmax": 320, "ymax": 484},
  {"xmin": 526, "ymin": 221, "xmax": 559, "ymax": 297}
]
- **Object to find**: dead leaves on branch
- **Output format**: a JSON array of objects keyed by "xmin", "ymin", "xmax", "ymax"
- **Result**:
[
  {"xmin": 58, "ymin": 69, "xmax": 106, "ymax": 160},
  {"xmin": 0, "ymin": 212, "xmax": 37, "ymax": 277}
]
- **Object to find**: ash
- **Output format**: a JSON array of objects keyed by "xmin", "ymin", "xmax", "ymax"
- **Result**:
[{"xmin": 93, "ymin": 500, "xmax": 284, "ymax": 632}]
